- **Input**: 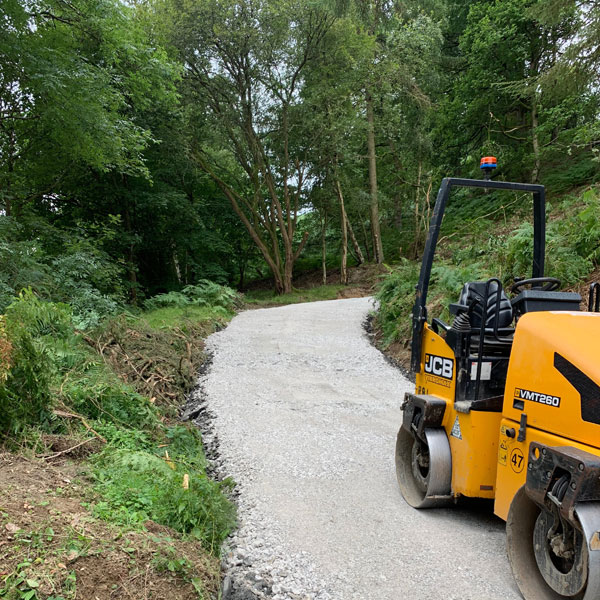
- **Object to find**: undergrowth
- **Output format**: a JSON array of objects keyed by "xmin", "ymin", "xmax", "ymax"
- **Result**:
[{"xmin": 0, "ymin": 285, "xmax": 238, "ymax": 574}]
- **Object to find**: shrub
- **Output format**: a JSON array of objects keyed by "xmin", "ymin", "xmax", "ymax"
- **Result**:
[
  {"xmin": 0, "ymin": 291, "xmax": 60, "ymax": 436},
  {"xmin": 61, "ymin": 370, "xmax": 158, "ymax": 429},
  {"xmin": 0, "ymin": 217, "xmax": 124, "ymax": 327},
  {"xmin": 375, "ymin": 260, "xmax": 420, "ymax": 345},
  {"xmin": 144, "ymin": 280, "xmax": 242, "ymax": 313}
]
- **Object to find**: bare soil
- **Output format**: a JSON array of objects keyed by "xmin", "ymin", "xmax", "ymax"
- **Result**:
[{"xmin": 0, "ymin": 452, "xmax": 220, "ymax": 599}]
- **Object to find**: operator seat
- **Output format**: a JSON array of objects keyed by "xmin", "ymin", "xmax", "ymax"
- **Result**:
[{"xmin": 458, "ymin": 281, "xmax": 513, "ymax": 330}]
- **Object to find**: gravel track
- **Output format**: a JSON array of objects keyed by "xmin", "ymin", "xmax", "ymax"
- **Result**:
[{"xmin": 191, "ymin": 297, "xmax": 522, "ymax": 600}]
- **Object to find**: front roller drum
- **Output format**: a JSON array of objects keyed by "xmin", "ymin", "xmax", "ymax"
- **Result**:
[
  {"xmin": 395, "ymin": 426, "xmax": 452, "ymax": 508},
  {"xmin": 507, "ymin": 486, "xmax": 600, "ymax": 600}
]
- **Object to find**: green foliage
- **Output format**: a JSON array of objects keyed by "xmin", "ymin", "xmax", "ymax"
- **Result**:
[
  {"xmin": 376, "ymin": 185, "xmax": 600, "ymax": 348},
  {"xmin": 0, "ymin": 290, "xmax": 65, "ymax": 436},
  {"xmin": 91, "ymin": 426, "xmax": 236, "ymax": 553},
  {"xmin": 0, "ymin": 566, "xmax": 41, "ymax": 600},
  {"xmin": 245, "ymin": 284, "xmax": 346, "ymax": 306},
  {"xmin": 0, "ymin": 289, "xmax": 156, "ymax": 438},
  {"xmin": 375, "ymin": 260, "xmax": 419, "ymax": 345},
  {"xmin": 61, "ymin": 371, "xmax": 157, "ymax": 430},
  {"xmin": 0, "ymin": 217, "xmax": 124, "ymax": 328},
  {"xmin": 503, "ymin": 191, "xmax": 600, "ymax": 286},
  {"xmin": 141, "ymin": 305, "xmax": 229, "ymax": 330},
  {"xmin": 144, "ymin": 281, "xmax": 242, "ymax": 313},
  {"xmin": 567, "ymin": 189, "xmax": 600, "ymax": 263},
  {"xmin": 0, "ymin": 286, "xmax": 237, "ymax": 561}
]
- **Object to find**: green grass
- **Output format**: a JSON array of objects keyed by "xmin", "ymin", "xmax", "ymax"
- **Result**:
[
  {"xmin": 244, "ymin": 284, "xmax": 346, "ymax": 306},
  {"xmin": 140, "ymin": 305, "xmax": 232, "ymax": 329}
]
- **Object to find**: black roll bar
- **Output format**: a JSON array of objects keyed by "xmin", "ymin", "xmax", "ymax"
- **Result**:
[{"xmin": 410, "ymin": 177, "xmax": 546, "ymax": 373}]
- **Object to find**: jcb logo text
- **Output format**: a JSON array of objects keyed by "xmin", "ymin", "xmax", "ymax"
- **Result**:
[{"xmin": 424, "ymin": 354, "xmax": 453, "ymax": 380}]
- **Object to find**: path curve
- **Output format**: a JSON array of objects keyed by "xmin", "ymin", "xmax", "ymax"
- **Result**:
[{"xmin": 197, "ymin": 297, "xmax": 522, "ymax": 600}]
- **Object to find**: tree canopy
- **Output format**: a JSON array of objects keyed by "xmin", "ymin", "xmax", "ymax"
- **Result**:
[{"xmin": 1, "ymin": 0, "xmax": 599, "ymax": 312}]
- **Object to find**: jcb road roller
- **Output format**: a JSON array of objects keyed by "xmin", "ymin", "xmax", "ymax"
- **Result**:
[{"xmin": 395, "ymin": 157, "xmax": 600, "ymax": 600}]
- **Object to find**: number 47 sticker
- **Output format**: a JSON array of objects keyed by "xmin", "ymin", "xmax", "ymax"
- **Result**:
[{"xmin": 510, "ymin": 448, "xmax": 525, "ymax": 473}]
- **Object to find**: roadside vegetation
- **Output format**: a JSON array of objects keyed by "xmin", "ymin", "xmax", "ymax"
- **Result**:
[
  {"xmin": 2, "ymin": 0, "xmax": 600, "ymax": 596},
  {"xmin": 0, "ymin": 285, "xmax": 239, "ymax": 599}
]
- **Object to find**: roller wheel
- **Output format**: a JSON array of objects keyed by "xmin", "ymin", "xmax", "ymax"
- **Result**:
[
  {"xmin": 395, "ymin": 426, "xmax": 452, "ymax": 508},
  {"xmin": 507, "ymin": 486, "xmax": 600, "ymax": 600}
]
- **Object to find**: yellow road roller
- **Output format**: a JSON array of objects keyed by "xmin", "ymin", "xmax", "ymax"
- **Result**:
[{"xmin": 395, "ymin": 157, "xmax": 600, "ymax": 600}]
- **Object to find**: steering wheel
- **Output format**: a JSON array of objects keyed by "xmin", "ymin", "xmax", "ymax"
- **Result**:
[{"xmin": 510, "ymin": 277, "xmax": 561, "ymax": 294}]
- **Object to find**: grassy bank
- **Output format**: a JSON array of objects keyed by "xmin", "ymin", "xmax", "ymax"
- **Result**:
[
  {"xmin": 244, "ymin": 263, "xmax": 387, "ymax": 308},
  {"xmin": 0, "ymin": 285, "xmax": 240, "ymax": 599},
  {"xmin": 245, "ymin": 284, "xmax": 347, "ymax": 307}
]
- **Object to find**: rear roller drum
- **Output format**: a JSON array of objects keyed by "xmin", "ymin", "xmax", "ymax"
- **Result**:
[
  {"xmin": 507, "ymin": 486, "xmax": 600, "ymax": 600},
  {"xmin": 395, "ymin": 426, "xmax": 452, "ymax": 508}
]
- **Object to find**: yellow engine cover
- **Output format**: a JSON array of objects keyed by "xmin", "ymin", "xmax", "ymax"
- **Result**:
[
  {"xmin": 494, "ymin": 310, "xmax": 600, "ymax": 520},
  {"xmin": 503, "ymin": 311, "xmax": 600, "ymax": 449}
]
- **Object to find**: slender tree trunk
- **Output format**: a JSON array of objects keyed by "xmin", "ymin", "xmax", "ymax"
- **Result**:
[
  {"xmin": 531, "ymin": 98, "xmax": 541, "ymax": 183},
  {"xmin": 3, "ymin": 128, "xmax": 17, "ymax": 217},
  {"xmin": 413, "ymin": 160, "xmax": 422, "ymax": 258},
  {"xmin": 361, "ymin": 216, "xmax": 372, "ymax": 262},
  {"xmin": 346, "ymin": 217, "xmax": 364, "ymax": 265},
  {"xmin": 366, "ymin": 90, "xmax": 384, "ymax": 263},
  {"xmin": 173, "ymin": 245, "xmax": 182, "ymax": 285},
  {"xmin": 284, "ymin": 248, "xmax": 292, "ymax": 294},
  {"xmin": 335, "ymin": 178, "xmax": 348, "ymax": 285},
  {"xmin": 321, "ymin": 210, "xmax": 327, "ymax": 285}
]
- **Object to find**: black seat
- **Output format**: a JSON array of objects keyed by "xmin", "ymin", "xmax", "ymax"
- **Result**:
[{"xmin": 458, "ymin": 281, "xmax": 513, "ymax": 330}]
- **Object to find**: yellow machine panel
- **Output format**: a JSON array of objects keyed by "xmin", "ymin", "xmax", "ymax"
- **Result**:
[
  {"xmin": 494, "ymin": 418, "xmax": 600, "ymax": 520},
  {"xmin": 416, "ymin": 323, "xmax": 501, "ymax": 498},
  {"xmin": 503, "ymin": 311, "xmax": 600, "ymax": 450},
  {"xmin": 446, "ymin": 409, "xmax": 501, "ymax": 498},
  {"xmin": 415, "ymin": 323, "xmax": 455, "ymax": 408}
]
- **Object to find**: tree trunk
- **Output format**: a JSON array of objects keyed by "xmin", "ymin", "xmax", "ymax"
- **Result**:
[
  {"xmin": 346, "ymin": 216, "xmax": 364, "ymax": 265},
  {"xmin": 366, "ymin": 89, "xmax": 384, "ymax": 264},
  {"xmin": 321, "ymin": 210, "xmax": 327, "ymax": 285},
  {"xmin": 283, "ymin": 254, "xmax": 293, "ymax": 294},
  {"xmin": 531, "ymin": 98, "xmax": 541, "ymax": 183},
  {"xmin": 413, "ymin": 160, "xmax": 422, "ymax": 258},
  {"xmin": 336, "ymin": 178, "xmax": 348, "ymax": 285},
  {"xmin": 4, "ymin": 128, "xmax": 17, "ymax": 217},
  {"xmin": 173, "ymin": 245, "xmax": 182, "ymax": 285},
  {"xmin": 361, "ymin": 216, "xmax": 372, "ymax": 262}
]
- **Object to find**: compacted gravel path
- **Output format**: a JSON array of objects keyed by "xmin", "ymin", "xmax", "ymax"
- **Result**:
[{"xmin": 191, "ymin": 297, "xmax": 522, "ymax": 600}]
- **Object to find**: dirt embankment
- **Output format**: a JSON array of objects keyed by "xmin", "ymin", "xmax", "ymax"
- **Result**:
[{"xmin": 0, "ymin": 454, "xmax": 220, "ymax": 599}]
